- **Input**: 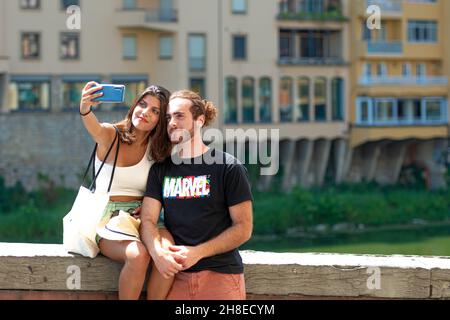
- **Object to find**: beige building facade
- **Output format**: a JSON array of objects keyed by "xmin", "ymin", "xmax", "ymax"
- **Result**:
[{"xmin": 0, "ymin": 0, "xmax": 447, "ymax": 190}]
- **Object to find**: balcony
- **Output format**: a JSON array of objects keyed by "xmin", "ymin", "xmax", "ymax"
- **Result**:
[
  {"xmin": 277, "ymin": 11, "xmax": 347, "ymax": 22},
  {"xmin": 278, "ymin": 0, "xmax": 347, "ymax": 22},
  {"xmin": 145, "ymin": 8, "xmax": 178, "ymax": 22},
  {"xmin": 356, "ymin": 97, "xmax": 448, "ymax": 127},
  {"xmin": 359, "ymin": 76, "xmax": 448, "ymax": 86},
  {"xmin": 367, "ymin": 0, "xmax": 402, "ymax": 12},
  {"xmin": 279, "ymin": 56, "xmax": 346, "ymax": 65},
  {"xmin": 360, "ymin": 0, "xmax": 402, "ymax": 18},
  {"xmin": 362, "ymin": 40, "xmax": 403, "ymax": 55},
  {"xmin": 116, "ymin": 8, "xmax": 178, "ymax": 32}
]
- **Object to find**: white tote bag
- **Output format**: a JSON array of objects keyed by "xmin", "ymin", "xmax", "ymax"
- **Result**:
[{"xmin": 63, "ymin": 127, "xmax": 120, "ymax": 258}]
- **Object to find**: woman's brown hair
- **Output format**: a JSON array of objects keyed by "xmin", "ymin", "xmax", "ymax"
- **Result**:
[
  {"xmin": 169, "ymin": 90, "xmax": 218, "ymax": 127},
  {"xmin": 115, "ymin": 85, "xmax": 172, "ymax": 163}
]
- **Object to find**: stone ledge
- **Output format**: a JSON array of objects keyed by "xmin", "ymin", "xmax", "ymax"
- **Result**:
[{"xmin": 1, "ymin": 243, "xmax": 450, "ymax": 299}]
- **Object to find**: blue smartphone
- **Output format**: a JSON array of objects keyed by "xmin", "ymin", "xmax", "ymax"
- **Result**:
[{"xmin": 92, "ymin": 84, "xmax": 126, "ymax": 103}]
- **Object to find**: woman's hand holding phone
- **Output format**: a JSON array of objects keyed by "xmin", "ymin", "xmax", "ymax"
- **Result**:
[{"xmin": 80, "ymin": 82, "xmax": 104, "ymax": 115}]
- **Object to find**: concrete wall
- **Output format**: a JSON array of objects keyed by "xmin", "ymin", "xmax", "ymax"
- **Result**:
[
  {"xmin": 0, "ymin": 111, "xmax": 127, "ymax": 190},
  {"xmin": 1, "ymin": 244, "xmax": 450, "ymax": 300}
]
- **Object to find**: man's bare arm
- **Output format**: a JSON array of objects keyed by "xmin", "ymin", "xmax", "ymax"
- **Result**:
[
  {"xmin": 170, "ymin": 201, "xmax": 253, "ymax": 270},
  {"xmin": 140, "ymin": 197, "xmax": 183, "ymax": 278}
]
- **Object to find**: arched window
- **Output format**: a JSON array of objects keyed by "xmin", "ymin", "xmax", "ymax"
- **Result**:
[
  {"xmin": 224, "ymin": 77, "xmax": 238, "ymax": 124},
  {"xmin": 259, "ymin": 77, "xmax": 272, "ymax": 123},
  {"xmin": 314, "ymin": 77, "xmax": 327, "ymax": 121},
  {"xmin": 297, "ymin": 77, "xmax": 310, "ymax": 122},
  {"xmin": 242, "ymin": 77, "xmax": 255, "ymax": 123},
  {"xmin": 280, "ymin": 77, "xmax": 293, "ymax": 122},
  {"xmin": 331, "ymin": 77, "xmax": 344, "ymax": 121}
]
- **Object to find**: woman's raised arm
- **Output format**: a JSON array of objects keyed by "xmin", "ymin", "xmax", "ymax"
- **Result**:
[{"xmin": 79, "ymin": 81, "xmax": 116, "ymax": 147}]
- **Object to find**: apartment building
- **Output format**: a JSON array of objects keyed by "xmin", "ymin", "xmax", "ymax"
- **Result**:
[
  {"xmin": 348, "ymin": 0, "xmax": 449, "ymax": 188},
  {"xmin": 0, "ymin": 0, "xmax": 447, "ymax": 191},
  {"xmin": 0, "ymin": 0, "xmax": 351, "ymax": 191}
]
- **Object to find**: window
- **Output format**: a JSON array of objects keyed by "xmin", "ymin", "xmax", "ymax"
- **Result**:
[
  {"xmin": 21, "ymin": 32, "xmax": 40, "ymax": 59},
  {"xmin": 300, "ymin": 31, "xmax": 324, "ymax": 58},
  {"xmin": 123, "ymin": 35, "xmax": 137, "ymax": 59},
  {"xmin": 425, "ymin": 98, "xmax": 443, "ymax": 122},
  {"xmin": 300, "ymin": 0, "xmax": 324, "ymax": 13},
  {"xmin": 159, "ymin": 35, "xmax": 173, "ymax": 59},
  {"xmin": 224, "ymin": 77, "xmax": 238, "ymax": 124},
  {"xmin": 111, "ymin": 76, "xmax": 147, "ymax": 108},
  {"xmin": 357, "ymin": 97, "xmax": 372, "ymax": 124},
  {"xmin": 362, "ymin": 21, "xmax": 371, "ymax": 41},
  {"xmin": 232, "ymin": 0, "xmax": 247, "ymax": 14},
  {"xmin": 331, "ymin": 78, "xmax": 344, "ymax": 121},
  {"xmin": 259, "ymin": 77, "xmax": 272, "ymax": 123},
  {"xmin": 297, "ymin": 77, "xmax": 310, "ymax": 122},
  {"xmin": 402, "ymin": 63, "xmax": 412, "ymax": 76},
  {"xmin": 357, "ymin": 97, "xmax": 446, "ymax": 125},
  {"xmin": 363, "ymin": 63, "xmax": 372, "ymax": 77},
  {"xmin": 60, "ymin": 33, "xmax": 80, "ymax": 60},
  {"xmin": 122, "ymin": 0, "xmax": 137, "ymax": 10},
  {"xmin": 188, "ymin": 34, "xmax": 206, "ymax": 71},
  {"xmin": 314, "ymin": 77, "xmax": 327, "ymax": 121},
  {"xmin": 408, "ymin": 20, "xmax": 437, "ymax": 43},
  {"xmin": 61, "ymin": 0, "xmax": 79, "ymax": 10},
  {"xmin": 397, "ymin": 99, "xmax": 421, "ymax": 123},
  {"xmin": 279, "ymin": 0, "xmax": 296, "ymax": 13},
  {"xmin": 190, "ymin": 78, "xmax": 206, "ymax": 98},
  {"xmin": 374, "ymin": 99, "xmax": 396, "ymax": 123},
  {"xmin": 21, "ymin": 0, "xmax": 40, "ymax": 9},
  {"xmin": 242, "ymin": 77, "xmax": 255, "ymax": 123},
  {"xmin": 233, "ymin": 35, "xmax": 247, "ymax": 60},
  {"xmin": 416, "ymin": 63, "xmax": 426, "ymax": 77},
  {"xmin": 61, "ymin": 77, "xmax": 101, "ymax": 110},
  {"xmin": 280, "ymin": 77, "xmax": 293, "ymax": 122},
  {"xmin": 8, "ymin": 78, "xmax": 51, "ymax": 111},
  {"xmin": 279, "ymin": 31, "xmax": 293, "ymax": 58},
  {"xmin": 376, "ymin": 63, "xmax": 387, "ymax": 76}
]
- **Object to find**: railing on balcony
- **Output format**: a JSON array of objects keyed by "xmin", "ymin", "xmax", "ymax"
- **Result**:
[
  {"xmin": 366, "ymin": 0, "xmax": 402, "ymax": 12},
  {"xmin": 366, "ymin": 40, "xmax": 403, "ymax": 54},
  {"xmin": 279, "ymin": 56, "xmax": 346, "ymax": 65},
  {"xmin": 359, "ymin": 76, "xmax": 449, "ymax": 86},
  {"xmin": 145, "ymin": 9, "xmax": 178, "ymax": 23},
  {"xmin": 278, "ymin": 0, "xmax": 347, "ymax": 21}
]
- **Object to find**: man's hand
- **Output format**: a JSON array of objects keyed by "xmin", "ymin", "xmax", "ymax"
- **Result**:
[
  {"xmin": 153, "ymin": 249, "xmax": 186, "ymax": 279},
  {"xmin": 131, "ymin": 206, "xmax": 142, "ymax": 219},
  {"xmin": 169, "ymin": 245, "xmax": 204, "ymax": 271}
]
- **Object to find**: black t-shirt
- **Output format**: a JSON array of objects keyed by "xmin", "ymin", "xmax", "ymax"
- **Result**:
[{"xmin": 144, "ymin": 148, "xmax": 253, "ymax": 274}]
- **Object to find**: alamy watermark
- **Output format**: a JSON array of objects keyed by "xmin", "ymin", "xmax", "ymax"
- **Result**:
[
  {"xmin": 366, "ymin": 5, "xmax": 382, "ymax": 30},
  {"xmin": 66, "ymin": 265, "xmax": 81, "ymax": 290},
  {"xmin": 171, "ymin": 128, "xmax": 280, "ymax": 176},
  {"xmin": 66, "ymin": 5, "xmax": 81, "ymax": 30},
  {"xmin": 366, "ymin": 267, "xmax": 381, "ymax": 290}
]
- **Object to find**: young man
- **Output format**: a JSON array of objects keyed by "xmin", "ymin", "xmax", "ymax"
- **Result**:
[{"xmin": 140, "ymin": 90, "xmax": 253, "ymax": 300}]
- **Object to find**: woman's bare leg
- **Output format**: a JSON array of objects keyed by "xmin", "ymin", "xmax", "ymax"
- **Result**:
[
  {"xmin": 146, "ymin": 228, "xmax": 176, "ymax": 300},
  {"xmin": 99, "ymin": 239, "xmax": 150, "ymax": 300}
]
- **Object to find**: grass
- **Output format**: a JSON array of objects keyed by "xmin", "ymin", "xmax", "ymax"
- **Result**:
[
  {"xmin": 0, "ymin": 189, "xmax": 76, "ymax": 244},
  {"xmin": 1, "ymin": 177, "xmax": 450, "ymax": 256}
]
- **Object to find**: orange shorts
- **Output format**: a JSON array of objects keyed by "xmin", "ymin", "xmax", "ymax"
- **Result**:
[{"xmin": 166, "ymin": 270, "xmax": 246, "ymax": 300}]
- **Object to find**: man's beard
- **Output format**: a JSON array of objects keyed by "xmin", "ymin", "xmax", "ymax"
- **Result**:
[{"xmin": 170, "ymin": 128, "xmax": 194, "ymax": 145}]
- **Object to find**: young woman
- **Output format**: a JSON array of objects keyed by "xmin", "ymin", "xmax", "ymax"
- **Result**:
[{"xmin": 79, "ymin": 82, "xmax": 175, "ymax": 300}]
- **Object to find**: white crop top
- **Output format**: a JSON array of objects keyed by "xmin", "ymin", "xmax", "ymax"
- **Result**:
[{"xmin": 94, "ymin": 144, "xmax": 154, "ymax": 197}]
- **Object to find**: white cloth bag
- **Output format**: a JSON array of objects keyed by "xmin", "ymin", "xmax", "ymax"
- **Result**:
[{"xmin": 63, "ymin": 127, "xmax": 120, "ymax": 258}]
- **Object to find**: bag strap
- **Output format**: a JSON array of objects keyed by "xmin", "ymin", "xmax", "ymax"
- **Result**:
[{"xmin": 81, "ymin": 126, "xmax": 120, "ymax": 193}]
